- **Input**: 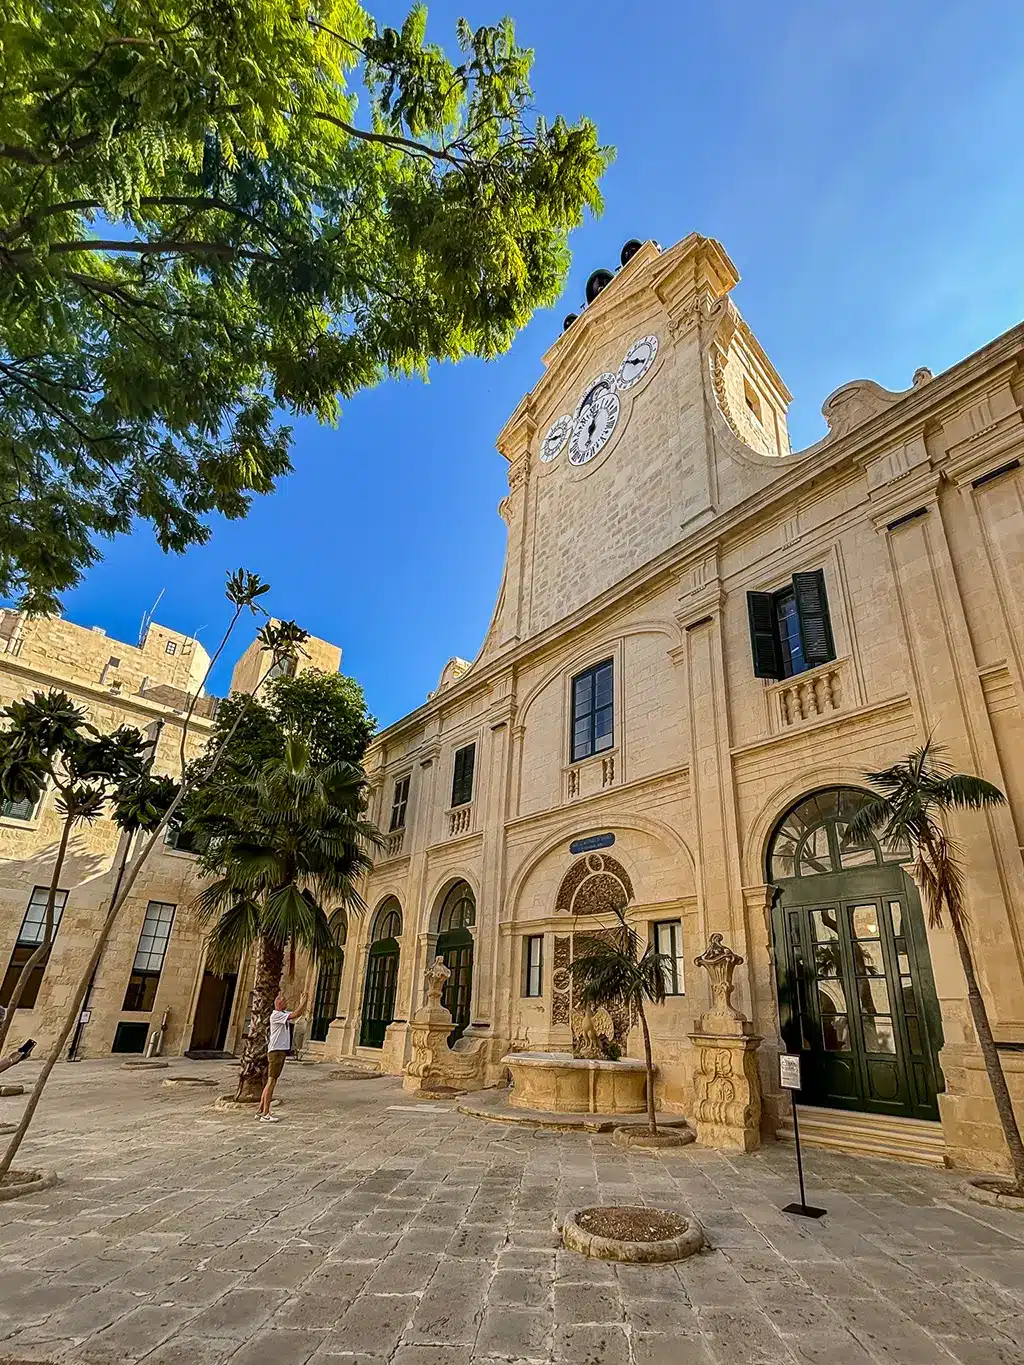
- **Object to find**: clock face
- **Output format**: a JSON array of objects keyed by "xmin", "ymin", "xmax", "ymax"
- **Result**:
[
  {"xmin": 569, "ymin": 390, "xmax": 620, "ymax": 465},
  {"xmin": 540, "ymin": 414, "xmax": 572, "ymax": 463},
  {"xmin": 617, "ymin": 334, "xmax": 659, "ymax": 390},
  {"xmin": 573, "ymin": 371, "xmax": 618, "ymax": 422}
]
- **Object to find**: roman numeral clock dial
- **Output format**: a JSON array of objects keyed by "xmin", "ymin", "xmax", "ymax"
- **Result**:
[
  {"xmin": 569, "ymin": 390, "xmax": 620, "ymax": 465},
  {"xmin": 538, "ymin": 336, "xmax": 658, "ymax": 468}
]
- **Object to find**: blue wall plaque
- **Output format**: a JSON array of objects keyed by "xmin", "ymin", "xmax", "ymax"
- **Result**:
[{"xmin": 569, "ymin": 833, "xmax": 615, "ymax": 855}]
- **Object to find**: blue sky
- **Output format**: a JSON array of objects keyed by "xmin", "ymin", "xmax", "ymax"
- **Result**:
[{"xmin": 57, "ymin": 0, "xmax": 1024, "ymax": 728}]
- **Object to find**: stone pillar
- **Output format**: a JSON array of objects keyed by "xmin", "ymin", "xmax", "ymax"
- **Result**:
[{"xmin": 689, "ymin": 934, "xmax": 762, "ymax": 1152}]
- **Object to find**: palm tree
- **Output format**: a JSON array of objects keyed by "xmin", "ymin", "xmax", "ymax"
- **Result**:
[
  {"xmin": 568, "ymin": 905, "xmax": 673, "ymax": 1133},
  {"xmin": 847, "ymin": 741, "xmax": 1024, "ymax": 1193},
  {"xmin": 192, "ymin": 735, "xmax": 379, "ymax": 1100},
  {"xmin": 0, "ymin": 691, "xmax": 150, "ymax": 1050}
]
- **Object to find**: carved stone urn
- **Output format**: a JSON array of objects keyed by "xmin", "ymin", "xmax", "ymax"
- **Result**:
[{"xmin": 688, "ymin": 933, "xmax": 762, "ymax": 1152}]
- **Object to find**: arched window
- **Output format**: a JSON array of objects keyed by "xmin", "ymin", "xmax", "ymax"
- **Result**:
[
  {"xmin": 437, "ymin": 881, "xmax": 476, "ymax": 933},
  {"xmin": 361, "ymin": 899, "xmax": 402, "ymax": 1048},
  {"xmin": 435, "ymin": 881, "xmax": 475, "ymax": 1043},
  {"xmin": 372, "ymin": 898, "xmax": 403, "ymax": 942},
  {"xmin": 310, "ymin": 910, "xmax": 347, "ymax": 1043},
  {"xmin": 768, "ymin": 788, "xmax": 910, "ymax": 881}
]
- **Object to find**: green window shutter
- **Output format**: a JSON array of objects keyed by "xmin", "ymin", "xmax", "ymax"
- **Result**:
[
  {"xmin": 452, "ymin": 743, "xmax": 475, "ymax": 807},
  {"xmin": 747, "ymin": 592, "xmax": 781, "ymax": 679},
  {"xmin": 793, "ymin": 570, "xmax": 835, "ymax": 668}
]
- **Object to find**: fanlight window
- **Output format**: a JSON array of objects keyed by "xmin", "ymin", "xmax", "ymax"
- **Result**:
[
  {"xmin": 372, "ymin": 899, "xmax": 403, "ymax": 942},
  {"xmin": 768, "ymin": 788, "xmax": 910, "ymax": 880},
  {"xmin": 328, "ymin": 910, "xmax": 348, "ymax": 946},
  {"xmin": 438, "ymin": 882, "xmax": 475, "ymax": 933}
]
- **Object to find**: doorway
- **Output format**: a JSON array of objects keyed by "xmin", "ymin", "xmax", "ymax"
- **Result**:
[
  {"xmin": 189, "ymin": 971, "xmax": 237, "ymax": 1052},
  {"xmin": 359, "ymin": 899, "xmax": 402, "ymax": 1048},
  {"xmin": 769, "ymin": 788, "xmax": 943, "ymax": 1121}
]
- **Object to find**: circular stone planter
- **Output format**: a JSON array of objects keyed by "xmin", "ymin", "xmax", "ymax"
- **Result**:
[
  {"xmin": 963, "ymin": 1174, "xmax": 1024, "ymax": 1210},
  {"xmin": 562, "ymin": 1206, "xmax": 704, "ymax": 1263},
  {"xmin": 0, "ymin": 1169, "xmax": 58, "ymax": 1202},
  {"xmin": 612, "ymin": 1125, "xmax": 696, "ymax": 1151}
]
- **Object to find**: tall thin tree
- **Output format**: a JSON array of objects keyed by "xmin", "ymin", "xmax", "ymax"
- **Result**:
[{"xmin": 0, "ymin": 573, "xmax": 302, "ymax": 1181}]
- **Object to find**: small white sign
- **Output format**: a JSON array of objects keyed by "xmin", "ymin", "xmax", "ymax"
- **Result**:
[
  {"xmin": 779, "ymin": 1054, "xmax": 802, "ymax": 1090},
  {"xmin": 79, "ymin": 1009, "xmax": 91, "ymax": 1024}
]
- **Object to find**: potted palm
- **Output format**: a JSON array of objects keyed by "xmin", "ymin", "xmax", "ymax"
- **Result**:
[{"xmin": 848, "ymin": 742, "xmax": 1024, "ymax": 1203}]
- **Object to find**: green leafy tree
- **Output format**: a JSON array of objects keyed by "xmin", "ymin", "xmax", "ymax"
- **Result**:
[
  {"xmin": 0, "ymin": 690, "xmax": 152, "ymax": 1049},
  {"xmin": 568, "ymin": 905, "xmax": 673, "ymax": 1134},
  {"xmin": 0, "ymin": 1, "xmax": 610, "ymax": 611},
  {"xmin": 847, "ymin": 743, "xmax": 1024, "ymax": 1193},
  {"xmin": 190, "ymin": 730, "xmax": 379, "ymax": 1100}
]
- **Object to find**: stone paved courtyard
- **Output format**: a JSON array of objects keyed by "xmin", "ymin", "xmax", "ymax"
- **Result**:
[{"xmin": 2, "ymin": 1061, "xmax": 1024, "ymax": 1365}]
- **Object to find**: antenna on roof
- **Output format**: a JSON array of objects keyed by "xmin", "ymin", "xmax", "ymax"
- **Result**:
[{"xmin": 138, "ymin": 589, "xmax": 165, "ymax": 647}]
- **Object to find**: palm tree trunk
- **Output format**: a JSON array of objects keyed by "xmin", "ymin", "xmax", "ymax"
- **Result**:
[
  {"xmin": 235, "ymin": 935, "xmax": 283, "ymax": 1102},
  {"xmin": 0, "ymin": 811, "xmax": 74, "ymax": 1051},
  {"xmin": 637, "ymin": 1004, "xmax": 657, "ymax": 1134},
  {"xmin": 951, "ymin": 915, "xmax": 1024, "ymax": 1190}
]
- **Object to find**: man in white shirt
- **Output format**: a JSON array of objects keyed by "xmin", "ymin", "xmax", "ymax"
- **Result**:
[{"xmin": 257, "ymin": 992, "xmax": 306, "ymax": 1123}]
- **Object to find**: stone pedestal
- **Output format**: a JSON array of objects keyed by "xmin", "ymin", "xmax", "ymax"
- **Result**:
[
  {"xmin": 689, "ymin": 934, "xmax": 762, "ymax": 1152},
  {"xmin": 403, "ymin": 957, "xmax": 487, "ymax": 1093}
]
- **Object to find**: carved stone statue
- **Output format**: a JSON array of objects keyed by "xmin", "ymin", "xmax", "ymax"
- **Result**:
[
  {"xmin": 403, "ymin": 955, "xmax": 487, "ymax": 1095},
  {"xmin": 573, "ymin": 1004, "xmax": 604, "ymax": 1060}
]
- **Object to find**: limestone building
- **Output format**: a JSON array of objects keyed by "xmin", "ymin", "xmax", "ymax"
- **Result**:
[
  {"xmin": 0, "ymin": 610, "xmax": 339, "ymax": 1059},
  {"xmin": 312, "ymin": 232, "xmax": 1024, "ymax": 1173}
]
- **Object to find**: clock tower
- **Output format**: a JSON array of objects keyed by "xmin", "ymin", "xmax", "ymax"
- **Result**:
[{"xmin": 479, "ymin": 232, "xmax": 793, "ymax": 657}]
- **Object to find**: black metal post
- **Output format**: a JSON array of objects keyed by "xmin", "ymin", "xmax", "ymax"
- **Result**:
[
  {"xmin": 791, "ymin": 1091, "xmax": 808, "ymax": 1208},
  {"xmin": 782, "ymin": 1090, "xmax": 827, "ymax": 1218}
]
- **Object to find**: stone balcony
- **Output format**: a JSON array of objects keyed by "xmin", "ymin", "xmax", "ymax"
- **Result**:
[{"xmin": 766, "ymin": 657, "xmax": 848, "ymax": 733}]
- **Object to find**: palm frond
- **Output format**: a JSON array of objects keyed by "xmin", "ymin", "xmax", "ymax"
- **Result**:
[{"xmin": 204, "ymin": 897, "xmax": 263, "ymax": 971}]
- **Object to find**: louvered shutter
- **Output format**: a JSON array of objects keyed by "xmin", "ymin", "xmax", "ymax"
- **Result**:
[
  {"xmin": 793, "ymin": 570, "xmax": 835, "ymax": 668},
  {"xmin": 747, "ymin": 592, "xmax": 781, "ymax": 679},
  {"xmin": 452, "ymin": 743, "xmax": 475, "ymax": 807}
]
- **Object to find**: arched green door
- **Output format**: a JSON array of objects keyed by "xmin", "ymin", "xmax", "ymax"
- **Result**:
[
  {"xmin": 435, "ymin": 882, "xmax": 475, "ymax": 1045},
  {"xmin": 769, "ymin": 788, "xmax": 943, "ymax": 1121},
  {"xmin": 311, "ymin": 911, "xmax": 347, "ymax": 1043},
  {"xmin": 359, "ymin": 900, "xmax": 402, "ymax": 1049}
]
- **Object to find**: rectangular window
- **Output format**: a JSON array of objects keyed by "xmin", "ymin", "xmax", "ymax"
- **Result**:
[
  {"xmin": 164, "ymin": 822, "xmax": 198, "ymax": 854},
  {"xmin": 571, "ymin": 659, "xmax": 614, "ymax": 762},
  {"xmin": 122, "ymin": 901, "xmax": 176, "ymax": 1012},
  {"xmin": 523, "ymin": 936, "xmax": 544, "ymax": 997},
  {"xmin": 1, "ymin": 794, "xmax": 40, "ymax": 821},
  {"xmin": 390, "ymin": 776, "xmax": 411, "ymax": 832},
  {"xmin": 451, "ymin": 743, "xmax": 476, "ymax": 808},
  {"xmin": 652, "ymin": 920, "xmax": 685, "ymax": 996},
  {"xmin": 0, "ymin": 886, "xmax": 69, "ymax": 1009},
  {"xmin": 165, "ymin": 640, "xmax": 177, "ymax": 655},
  {"xmin": 747, "ymin": 570, "xmax": 835, "ymax": 681}
]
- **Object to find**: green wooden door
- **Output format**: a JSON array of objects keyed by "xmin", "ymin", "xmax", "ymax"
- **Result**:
[
  {"xmin": 769, "ymin": 789, "xmax": 943, "ymax": 1121},
  {"xmin": 359, "ymin": 940, "xmax": 399, "ymax": 1048},
  {"xmin": 436, "ymin": 926, "xmax": 473, "ymax": 1045}
]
